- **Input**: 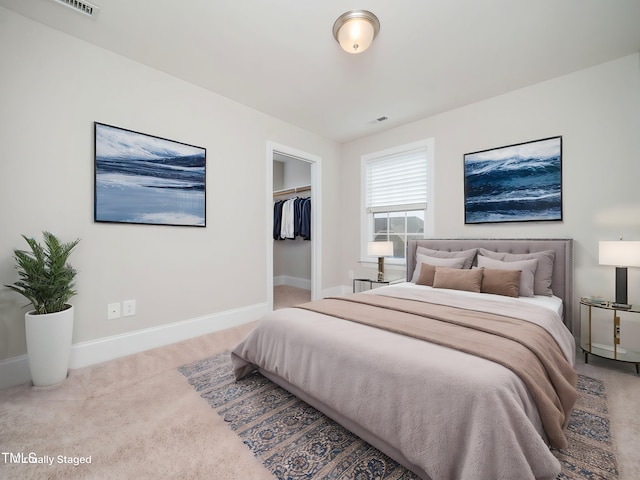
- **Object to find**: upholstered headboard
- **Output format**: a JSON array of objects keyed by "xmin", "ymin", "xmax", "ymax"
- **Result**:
[{"xmin": 406, "ymin": 239, "xmax": 575, "ymax": 332}]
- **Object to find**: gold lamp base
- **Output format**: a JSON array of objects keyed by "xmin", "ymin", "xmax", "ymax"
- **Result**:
[{"xmin": 377, "ymin": 257, "xmax": 384, "ymax": 281}]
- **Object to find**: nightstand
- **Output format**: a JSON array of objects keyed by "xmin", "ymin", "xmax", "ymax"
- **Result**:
[
  {"xmin": 580, "ymin": 298, "xmax": 640, "ymax": 374},
  {"xmin": 353, "ymin": 275, "xmax": 404, "ymax": 293}
]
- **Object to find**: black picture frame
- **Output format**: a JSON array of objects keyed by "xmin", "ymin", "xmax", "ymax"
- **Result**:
[
  {"xmin": 94, "ymin": 122, "xmax": 206, "ymax": 227},
  {"xmin": 464, "ymin": 136, "xmax": 562, "ymax": 224}
]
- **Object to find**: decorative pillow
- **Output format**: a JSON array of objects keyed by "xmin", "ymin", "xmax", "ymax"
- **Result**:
[
  {"xmin": 411, "ymin": 254, "xmax": 466, "ymax": 282},
  {"xmin": 416, "ymin": 246, "xmax": 477, "ymax": 269},
  {"xmin": 480, "ymin": 268, "xmax": 521, "ymax": 298},
  {"xmin": 416, "ymin": 263, "xmax": 436, "ymax": 286},
  {"xmin": 432, "ymin": 266, "xmax": 483, "ymax": 293},
  {"xmin": 478, "ymin": 248, "xmax": 555, "ymax": 296},
  {"xmin": 477, "ymin": 256, "xmax": 538, "ymax": 297}
]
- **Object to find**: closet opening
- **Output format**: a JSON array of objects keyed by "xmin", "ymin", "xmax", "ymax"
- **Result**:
[{"xmin": 266, "ymin": 142, "xmax": 322, "ymax": 311}]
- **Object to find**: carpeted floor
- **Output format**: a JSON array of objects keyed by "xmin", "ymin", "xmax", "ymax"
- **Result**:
[
  {"xmin": 1, "ymin": 320, "xmax": 639, "ymax": 479},
  {"xmin": 180, "ymin": 351, "xmax": 619, "ymax": 480},
  {"xmin": 0, "ymin": 322, "xmax": 271, "ymax": 480},
  {"xmin": 274, "ymin": 285, "xmax": 311, "ymax": 310}
]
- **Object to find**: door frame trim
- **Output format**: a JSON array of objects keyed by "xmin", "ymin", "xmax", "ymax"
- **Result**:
[{"xmin": 267, "ymin": 141, "xmax": 322, "ymax": 310}]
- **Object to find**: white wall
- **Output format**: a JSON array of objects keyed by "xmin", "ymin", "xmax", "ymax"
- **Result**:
[
  {"xmin": 2, "ymin": 6, "xmax": 639, "ymax": 384},
  {"xmin": 341, "ymin": 53, "xmax": 640, "ymax": 337},
  {"xmin": 0, "ymin": 8, "xmax": 342, "ymax": 375},
  {"xmin": 273, "ymin": 161, "xmax": 285, "ymax": 191}
]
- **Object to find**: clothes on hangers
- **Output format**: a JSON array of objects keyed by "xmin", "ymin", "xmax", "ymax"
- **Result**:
[
  {"xmin": 273, "ymin": 196, "xmax": 311, "ymax": 240},
  {"xmin": 298, "ymin": 197, "xmax": 311, "ymax": 240},
  {"xmin": 273, "ymin": 200, "xmax": 284, "ymax": 240}
]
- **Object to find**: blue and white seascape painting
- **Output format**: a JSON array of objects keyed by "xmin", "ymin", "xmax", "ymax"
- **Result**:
[
  {"xmin": 94, "ymin": 123, "xmax": 206, "ymax": 227},
  {"xmin": 464, "ymin": 136, "xmax": 562, "ymax": 224}
]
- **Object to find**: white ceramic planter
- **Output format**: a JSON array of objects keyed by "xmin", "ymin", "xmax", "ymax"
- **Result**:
[{"xmin": 25, "ymin": 305, "xmax": 74, "ymax": 387}]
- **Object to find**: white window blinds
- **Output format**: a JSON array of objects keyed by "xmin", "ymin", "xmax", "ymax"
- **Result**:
[{"xmin": 365, "ymin": 146, "xmax": 428, "ymax": 212}]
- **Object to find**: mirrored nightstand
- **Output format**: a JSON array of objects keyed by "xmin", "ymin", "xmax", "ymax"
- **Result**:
[
  {"xmin": 353, "ymin": 275, "xmax": 404, "ymax": 293},
  {"xmin": 580, "ymin": 298, "xmax": 640, "ymax": 374}
]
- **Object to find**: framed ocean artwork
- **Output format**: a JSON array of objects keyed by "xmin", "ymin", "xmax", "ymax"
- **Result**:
[
  {"xmin": 94, "ymin": 122, "xmax": 206, "ymax": 227},
  {"xmin": 463, "ymin": 136, "xmax": 562, "ymax": 224}
]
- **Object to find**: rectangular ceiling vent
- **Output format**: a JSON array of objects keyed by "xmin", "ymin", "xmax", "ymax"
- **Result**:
[{"xmin": 52, "ymin": 0, "xmax": 100, "ymax": 17}]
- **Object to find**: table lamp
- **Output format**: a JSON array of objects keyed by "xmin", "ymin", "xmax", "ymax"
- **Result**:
[
  {"xmin": 368, "ymin": 241, "xmax": 394, "ymax": 281},
  {"xmin": 599, "ymin": 240, "xmax": 640, "ymax": 307}
]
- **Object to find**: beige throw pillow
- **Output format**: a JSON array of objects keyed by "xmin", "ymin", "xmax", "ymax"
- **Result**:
[
  {"xmin": 480, "ymin": 268, "xmax": 521, "ymax": 297},
  {"xmin": 416, "ymin": 263, "xmax": 437, "ymax": 286},
  {"xmin": 432, "ymin": 266, "xmax": 483, "ymax": 293},
  {"xmin": 477, "ymin": 256, "xmax": 538, "ymax": 297}
]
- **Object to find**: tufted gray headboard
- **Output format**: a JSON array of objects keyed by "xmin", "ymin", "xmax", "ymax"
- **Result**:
[{"xmin": 406, "ymin": 239, "xmax": 575, "ymax": 332}]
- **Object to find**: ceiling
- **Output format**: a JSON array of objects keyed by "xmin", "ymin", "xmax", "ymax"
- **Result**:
[{"xmin": 2, "ymin": 0, "xmax": 640, "ymax": 143}]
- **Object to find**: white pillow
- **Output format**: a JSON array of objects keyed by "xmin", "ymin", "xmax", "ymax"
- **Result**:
[
  {"xmin": 476, "ymin": 256, "xmax": 538, "ymax": 297},
  {"xmin": 478, "ymin": 248, "xmax": 555, "ymax": 296},
  {"xmin": 411, "ymin": 253, "xmax": 465, "ymax": 283},
  {"xmin": 416, "ymin": 246, "xmax": 477, "ymax": 269}
]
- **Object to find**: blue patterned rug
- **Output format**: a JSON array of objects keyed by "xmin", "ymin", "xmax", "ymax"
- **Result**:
[{"xmin": 179, "ymin": 352, "xmax": 618, "ymax": 479}]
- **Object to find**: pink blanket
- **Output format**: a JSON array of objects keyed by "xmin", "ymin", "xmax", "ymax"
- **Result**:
[
  {"xmin": 232, "ymin": 285, "xmax": 578, "ymax": 479},
  {"xmin": 296, "ymin": 293, "xmax": 577, "ymax": 449}
]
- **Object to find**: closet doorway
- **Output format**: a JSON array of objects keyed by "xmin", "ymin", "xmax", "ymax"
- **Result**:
[{"xmin": 267, "ymin": 142, "xmax": 322, "ymax": 311}]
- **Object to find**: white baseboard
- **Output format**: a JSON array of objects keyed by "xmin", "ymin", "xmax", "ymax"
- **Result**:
[
  {"xmin": 0, "ymin": 302, "xmax": 268, "ymax": 390},
  {"xmin": 273, "ymin": 275, "xmax": 311, "ymax": 290},
  {"xmin": 326, "ymin": 285, "xmax": 350, "ymax": 296},
  {"xmin": 0, "ymin": 354, "xmax": 31, "ymax": 390}
]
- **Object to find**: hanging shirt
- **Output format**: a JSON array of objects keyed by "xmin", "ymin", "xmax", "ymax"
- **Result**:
[
  {"xmin": 280, "ymin": 198, "xmax": 296, "ymax": 239},
  {"xmin": 300, "ymin": 197, "xmax": 311, "ymax": 240},
  {"xmin": 273, "ymin": 200, "xmax": 285, "ymax": 240}
]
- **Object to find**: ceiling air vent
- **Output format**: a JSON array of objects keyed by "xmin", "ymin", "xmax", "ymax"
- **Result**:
[{"xmin": 52, "ymin": 0, "xmax": 100, "ymax": 17}]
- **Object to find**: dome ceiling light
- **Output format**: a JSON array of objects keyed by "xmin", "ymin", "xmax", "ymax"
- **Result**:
[{"xmin": 332, "ymin": 10, "xmax": 380, "ymax": 54}]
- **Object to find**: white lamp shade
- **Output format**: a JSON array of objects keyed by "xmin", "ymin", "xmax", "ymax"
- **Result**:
[
  {"xmin": 599, "ymin": 241, "xmax": 640, "ymax": 267},
  {"xmin": 368, "ymin": 241, "xmax": 393, "ymax": 257}
]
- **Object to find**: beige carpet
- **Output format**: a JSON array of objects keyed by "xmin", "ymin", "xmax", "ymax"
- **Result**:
[
  {"xmin": 0, "ymin": 322, "xmax": 271, "ymax": 480},
  {"xmin": 1, "ymin": 319, "xmax": 639, "ymax": 480},
  {"xmin": 274, "ymin": 285, "xmax": 310, "ymax": 310}
]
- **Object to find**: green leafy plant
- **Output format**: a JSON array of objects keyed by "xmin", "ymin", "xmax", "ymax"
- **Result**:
[{"xmin": 5, "ymin": 232, "xmax": 80, "ymax": 315}]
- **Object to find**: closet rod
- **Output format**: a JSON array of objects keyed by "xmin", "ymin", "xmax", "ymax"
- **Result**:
[{"xmin": 273, "ymin": 184, "xmax": 311, "ymax": 197}]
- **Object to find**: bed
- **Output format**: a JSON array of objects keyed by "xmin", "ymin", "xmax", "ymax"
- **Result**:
[{"xmin": 232, "ymin": 238, "xmax": 577, "ymax": 480}]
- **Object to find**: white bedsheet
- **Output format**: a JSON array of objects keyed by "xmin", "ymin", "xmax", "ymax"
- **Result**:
[
  {"xmin": 365, "ymin": 282, "xmax": 573, "ymax": 364},
  {"xmin": 371, "ymin": 281, "xmax": 564, "ymax": 315}
]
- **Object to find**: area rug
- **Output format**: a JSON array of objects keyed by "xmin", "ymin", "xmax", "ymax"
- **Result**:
[{"xmin": 179, "ymin": 352, "xmax": 618, "ymax": 480}]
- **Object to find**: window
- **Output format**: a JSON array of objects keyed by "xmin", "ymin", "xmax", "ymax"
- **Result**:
[{"xmin": 362, "ymin": 140, "xmax": 431, "ymax": 264}]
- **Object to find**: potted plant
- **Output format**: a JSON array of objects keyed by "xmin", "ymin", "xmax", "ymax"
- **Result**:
[{"xmin": 5, "ymin": 231, "xmax": 80, "ymax": 387}]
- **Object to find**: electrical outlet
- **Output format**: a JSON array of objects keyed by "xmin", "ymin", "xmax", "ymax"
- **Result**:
[
  {"xmin": 107, "ymin": 302, "xmax": 121, "ymax": 320},
  {"xmin": 123, "ymin": 299, "xmax": 136, "ymax": 317}
]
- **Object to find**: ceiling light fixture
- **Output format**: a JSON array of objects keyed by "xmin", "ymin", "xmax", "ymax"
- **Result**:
[{"xmin": 332, "ymin": 10, "xmax": 380, "ymax": 54}]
